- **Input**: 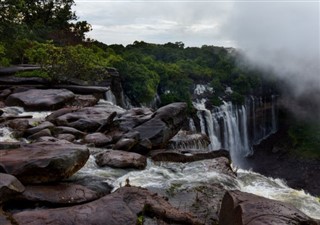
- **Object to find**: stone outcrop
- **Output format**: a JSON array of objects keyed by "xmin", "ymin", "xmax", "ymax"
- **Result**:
[
  {"xmin": 12, "ymin": 186, "xmax": 201, "ymax": 225},
  {"xmin": 0, "ymin": 173, "xmax": 25, "ymax": 204},
  {"xmin": 130, "ymin": 102, "xmax": 188, "ymax": 152},
  {"xmin": 95, "ymin": 149, "xmax": 147, "ymax": 169},
  {"xmin": 0, "ymin": 141, "xmax": 89, "ymax": 184},
  {"xmin": 219, "ymin": 190, "xmax": 320, "ymax": 225},
  {"xmin": 5, "ymin": 89, "xmax": 75, "ymax": 111}
]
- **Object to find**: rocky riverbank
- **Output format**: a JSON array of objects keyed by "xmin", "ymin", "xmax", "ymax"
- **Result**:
[{"xmin": 1, "ymin": 86, "xmax": 319, "ymax": 225}]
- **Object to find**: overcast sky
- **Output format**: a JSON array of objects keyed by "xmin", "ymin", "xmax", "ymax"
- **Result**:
[{"xmin": 74, "ymin": 0, "xmax": 320, "ymax": 115}]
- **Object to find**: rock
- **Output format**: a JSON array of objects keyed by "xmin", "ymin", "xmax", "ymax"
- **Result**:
[
  {"xmin": 25, "ymin": 121, "xmax": 55, "ymax": 136},
  {"xmin": 132, "ymin": 102, "xmax": 188, "ymax": 151},
  {"xmin": 168, "ymin": 131, "xmax": 210, "ymax": 149},
  {"xmin": 96, "ymin": 111, "xmax": 117, "ymax": 132},
  {"xmin": 117, "ymin": 107, "xmax": 154, "ymax": 132},
  {"xmin": 27, "ymin": 128, "xmax": 52, "ymax": 140},
  {"xmin": 0, "ymin": 89, "xmax": 11, "ymax": 100},
  {"xmin": 113, "ymin": 138, "xmax": 138, "ymax": 151},
  {"xmin": 84, "ymin": 133, "xmax": 112, "ymax": 147},
  {"xmin": 5, "ymin": 89, "xmax": 75, "ymax": 111},
  {"xmin": 19, "ymin": 183, "xmax": 100, "ymax": 205},
  {"xmin": 55, "ymin": 106, "xmax": 117, "ymax": 132},
  {"xmin": 56, "ymin": 133, "xmax": 75, "ymax": 142},
  {"xmin": 68, "ymin": 94, "xmax": 99, "ymax": 107},
  {"xmin": 150, "ymin": 149, "xmax": 231, "ymax": 163},
  {"xmin": 46, "ymin": 107, "xmax": 77, "ymax": 123},
  {"xmin": 95, "ymin": 149, "xmax": 147, "ymax": 169},
  {"xmin": 7, "ymin": 119, "xmax": 30, "ymax": 137},
  {"xmin": 13, "ymin": 186, "xmax": 200, "ymax": 225},
  {"xmin": 0, "ymin": 142, "xmax": 22, "ymax": 150},
  {"xmin": 0, "ymin": 209, "xmax": 11, "ymax": 225},
  {"xmin": 0, "ymin": 173, "xmax": 25, "ymax": 204},
  {"xmin": 52, "ymin": 126, "xmax": 85, "ymax": 139},
  {"xmin": 52, "ymin": 85, "xmax": 109, "ymax": 94},
  {"xmin": 0, "ymin": 141, "xmax": 89, "ymax": 184},
  {"xmin": 219, "ymin": 190, "xmax": 319, "ymax": 225}
]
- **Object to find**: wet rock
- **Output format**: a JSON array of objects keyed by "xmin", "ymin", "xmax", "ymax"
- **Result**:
[
  {"xmin": 168, "ymin": 131, "xmax": 210, "ymax": 149},
  {"xmin": 113, "ymin": 138, "xmax": 138, "ymax": 151},
  {"xmin": 150, "ymin": 149, "xmax": 231, "ymax": 163},
  {"xmin": 27, "ymin": 128, "xmax": 52, "ymax": 140},
  {"xmin": 0, "ymin": 142, "xmax": 22, "ymax": 150},
  {"xmin": 0, "ymin": 209, "xmax": 11, "ymax": 225},
  {"xmin": 19, "ymin": 183, "xmax": 100, "ymax": 205},
  {"xmin": 56, "ymin": 133, "xmax": 75, "ymax": 142},
  {"xmin": 25, "ymin": 121, "xmax": 55, "ymax": 136},
  {"xmin": 0, "ymin": 141, "xmax": 89, "ymax": 184},
  {"xmin": 46, "ymin": 107, "xmax": 77, "ymax": 123},
  {"xmin": 96, "ymin": 111, "xmax": 117, "ymax": 133},
  {"xmin": 67, "ymin": 94, "xmax": 99, "ymax": 107},
  {"xmin": 0, "ymin": 173, "xmax": 25, "ymax": 204},
  {"xmin": 12, "ymin": 186, "xmax": 200, "ymax": 225},
  {"xmin": 84, "ymin": 132, "xmax": 112, "ymax": 147},
  {"xmin": 95, "ymin": 149, "xmax": 147, "ymax": 169},
  {"xmin": 219, "ymin": 190, "xmax": 319, "ymax": 225},
  {"xmin": 52, "ymin": 126, "xmax": 85, "ymax": 139},
  {"xmin": 0, "ymin": 89, "xmax": 11, "ymax": 100},
  {"xmin": 132, "ymin": 102, "xmax": 187, "ymax": 151},
  {"xmin": 5, "ymin": 89, "xmax": 75, "ymax": 111},
  {"xmin": 7, "ymin": 119, "xmax": 30, "ymax": 137}
]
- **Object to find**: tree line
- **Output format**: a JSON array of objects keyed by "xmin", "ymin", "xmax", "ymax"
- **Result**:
[{"xmin": 0, "ymin": 0, "xmax": 275, "ymax": 108}]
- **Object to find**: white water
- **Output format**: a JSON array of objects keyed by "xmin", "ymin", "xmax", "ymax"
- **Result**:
[
  {"xmin": 192, "ymin": 96, "xmax": 278, "ymax": 165},
  {"xmin": 71, "ymin": 157, "xmax": 320, "ymax": 220},
  {"xmin": 237, "ymin": 169, "xmax": 320, "ymax": 220},
  {"xmin": 105, "ymin": 89, "xmax": 117, "ymax": 105},
  {"xmin": 0, "ymin": 107, "xmax": 52, "ymax": 142}
]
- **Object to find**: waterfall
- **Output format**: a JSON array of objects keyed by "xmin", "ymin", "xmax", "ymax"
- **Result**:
[
  {"xmin": 105, "ymin": 89, "xmax": 117, "ymax": 105},
  {"xmin": 193, "ymin": 96, "xmax": 278, "ymax": 164}
]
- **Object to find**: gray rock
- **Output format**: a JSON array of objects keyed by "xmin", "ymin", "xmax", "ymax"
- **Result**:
[
  {"xmin": 84, "ymin": 133, "xmax": 112, "ymax": 147},
  {"xmin": 0, "ymin": 173, "xmax": 25, "ymax": 204},
  {"xmin": 5, "ymin": 89, "xmax": 75, "ymax": 111},
  {"xmin": 95, "ymin": 149, "xmax": 147, "ymax": 169},
  {"xmin": 0, "ymin": 141, "xmax": 89, "ymax": 184}
]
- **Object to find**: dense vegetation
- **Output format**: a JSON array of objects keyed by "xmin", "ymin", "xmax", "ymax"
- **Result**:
[{"xmin": 0, "ymin": 0, "xmax": 274, "ymax": 107}]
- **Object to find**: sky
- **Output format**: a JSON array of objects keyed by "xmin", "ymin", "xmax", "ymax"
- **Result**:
[{"xmin": 73, "ymin": 0, "xmax": 320, "ymax": 118}]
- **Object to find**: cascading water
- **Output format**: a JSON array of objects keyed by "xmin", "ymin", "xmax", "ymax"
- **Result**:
[{"xmin": 192, "ymin": 95, "xmax": 278, "ymax": 166}]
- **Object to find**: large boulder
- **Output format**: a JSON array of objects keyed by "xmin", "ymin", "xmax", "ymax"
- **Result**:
[
  {"xmin": 219, "ymin": 190, "xmax": 319, "ymax": 225},
  {"xmin": 132, "ymin": 102, "xmax": 188, "ymax": 151},
  {"xmin": 95, "ymin": 149, "xmax": 147, "ymax": 169},
  {"xmin": 12, "ymin": 186, "xmax": 200, "ymax": 225},
  {"xmin": 84, "ymin": 132, "xmax": 112, "ymax": 147},
  {"xmin": 0, "ymin": 141, "xmax": 89, "ymax": 184},
  {"xmin": 54, "ymin": 106, "xmax": 117, "ymax": 132},
  {"xmin": 5, "ymin": 89, "xmax": 75, "ymax": 111},
  {"xmin": 0, "ymin": 173, "xmax": 25, "ymax": 204}
]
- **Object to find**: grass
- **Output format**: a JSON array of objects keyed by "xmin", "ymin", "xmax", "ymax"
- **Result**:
[
  {"xmin": 288, "ymin": 120, "xmax": 320, "ymax": 159},
  {"xmin": 15, "ymin": 70, "xmax": 50, "ymax": 79}
]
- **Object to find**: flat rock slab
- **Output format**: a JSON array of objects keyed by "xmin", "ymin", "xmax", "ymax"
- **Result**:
[
  {"xmin": 20, "ymin": 183, "xmax": 100, "ymax": 205},
  {"xmin": 95, "ymin": 149, "xmax": 147, "ymax": 169},
  {"xmin": 5, "ymin": 89, "xmax": 75, "ymax": 111},
  {"xmin": 219, "ymin": 190, "xmax": 319, "ymax": 225},
  {"xmin": 0, "ymin": 141, "xmax": 89, "ymax": 184},
  {"xmin": 13, "ymin": 186, "xmax": 200, "ymax": 225}
]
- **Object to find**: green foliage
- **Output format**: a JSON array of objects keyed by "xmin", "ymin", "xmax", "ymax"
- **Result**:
[
  {"xmin": 288, "ymin": 121, "xmax": 320, "ymax": 159},
  {"xmin": 0, "ymin": 43, "xmax": 10, "ymax": 66},
  {"xmin": 15, "ymin": 70, "xmax": 49, "ymax": 79},
  {"xmin": 136, "ymin": 215, "xmax": 144, "ymax": 225},
  {"xmin": 25, "ymin": 41, "xmax": 109, "ymax": 83}
]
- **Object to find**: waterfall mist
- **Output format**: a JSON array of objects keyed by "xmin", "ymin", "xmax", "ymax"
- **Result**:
[{"xmin": 224, "ymin": 2, "xmax": 320, "ymax": 120}]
